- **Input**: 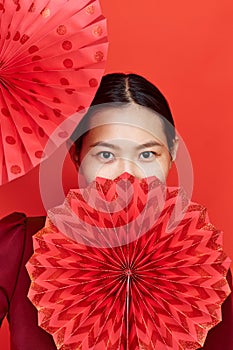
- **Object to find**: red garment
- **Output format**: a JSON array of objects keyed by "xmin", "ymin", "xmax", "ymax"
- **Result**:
[
  {"xmin": 0, "ymin": 213, "xmax": 56, "ymax": 350},
  {"xmin": 0, "ymin": 212, "xmax": 232, "ymax": 350}
]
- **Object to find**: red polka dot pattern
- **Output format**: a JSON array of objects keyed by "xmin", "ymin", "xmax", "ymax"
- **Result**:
[
  {"xmin": 22, "ymin": 127, "xmax": 33, "ymax": 134},
  {"xmin": 30, "ymin": 97, "xmax": 38, "ymax": 104},
  {"xmin": 11, "ymin": 104, "xmax": 20, "ymax": 111},
  {"xmin": 62, "ymin": 40, "xmax": 72, "ymax": 50},
  {"xmin": 29, "ymin": 89, "xmax": 37, "ymax": 94},
  {"xmin": 35, "ymin": 150, "xmax": 45, "ymax": 158},
  {"xmin": 29, "ymin": 45, "xmax": 39, "ymax": 54},
  {"xmin": 13, "ymin": 31, "xmax": 20, "ymax": 41},
  {"xmin": 89, "ymin": 78, "xmax": 98, "ymax": 87},
  {"xmin": 33, "ymin": 66, "xmax": 43, "ymax": 71},
  {"xmin": 57, "ymin": 25, "xmax": 67, "ymax": 35},
  {"xmin": 77, "ymin": 106, "xmax": 86, "ymax": 113},
  {"xmin": 1, "ymin": 108, "xmax": 10, "ymax": 116},
  {"xmin": 29, "ymin": 3, "xmax": 36, "ymax": 12},
  {"xmin": 38, "ymin": 127, "xmax": 45, "ymax": 138},
  {"xmin": 63, "ymin": 59, "xmax": 73, "ymax": 68},
  {"xmin": 20, "ymin": 34, "xmax": 29, "ymax": 44},
  {"xmin": 60, "ymin": 78, "xmax": 69, "ymax": 85},
  {"xmin": 0, "ymin": 0, "xmax": 108, "ymax": 184},
  {"xmin": 32, "ymin": 55, "xmax": 42, "ymax": 61},
  {"xmin": 94, "ymin": 51, "xmax": 104, "ymax": 62},
  {"xmin": 86, "ymin": 5, "xmax": 95, "ymax": 15},
  {"xmin": 41, "ymin": 8, "xmax": 50, "ymax": 18},
  {"xmin": 39, "ymin": 114, "xmax": 49, "ymax": 120},
  {"xmin": 58, "ymin": 131, "xmax": 68, "ymax": 138},
  {"xmin": 53, "ymin": 97, "xmax": 61, "ymax": 103},
  {"xmin": 6, "ymin": 136, "xmax": 16, "ymax": 145},
  {"xmin": 21, "ymin": 97, "xmax": 29, "ymax": 103},
  {"xmin": 32, "ymin": 78, "xmax": 41, "ymax": 84},
  {"xmin": 65, "ymin": 88, "xmax": 75, "ymax": 95},
  {"xmin": 53, "ymin": 109, "xmax": 62, "ymax": 117},
  {"xmin": 92, "ymin": 25, "xmax": 103, "ymax": 37},
  {"xmin": 10, "ymin": 165, "xmax": 22, "ymax": 174}
]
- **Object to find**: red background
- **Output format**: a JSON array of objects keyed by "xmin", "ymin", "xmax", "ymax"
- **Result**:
[{"xmin": 1, "ymin": 0, "xmax": 233, "ymax": 348}]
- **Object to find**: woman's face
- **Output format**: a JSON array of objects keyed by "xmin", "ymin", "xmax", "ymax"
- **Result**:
[{"xmin": 76, "ymin": 104, "xmax": 174, "ymax": 184}]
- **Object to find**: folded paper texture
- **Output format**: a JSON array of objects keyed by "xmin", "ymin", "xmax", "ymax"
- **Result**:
[
  {"xmin": 26, "ymin": 173, "xmax": 231, "ymax": 350},
  {"xmin": 0, "ymin": 0, "xmax": 108, "ymax": 185}
]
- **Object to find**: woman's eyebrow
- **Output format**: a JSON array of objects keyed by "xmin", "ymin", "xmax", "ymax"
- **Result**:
[
  {"xmin": 89, "ymin": 141, "xmax": 120, "ymax": 150},
  {"xmin": 136, "ymin": 141, "xmax": 163, "ymax": 150}
]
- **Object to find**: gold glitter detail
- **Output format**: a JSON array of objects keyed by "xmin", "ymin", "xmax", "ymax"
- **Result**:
[
  {"xmin": 206, "ymin": 232, "xmax": 221, "ymax": 250},
  {"xmin": 28, "ymin": 255, "xmax": 41, "ymax": 266},
  {"xmin": 41, "ymin": 7, "xmax": 50, "ymax": 18},
  {"xmin": 31, "ymin": 281, "xmax": 46, "ymax": 293},
  {"xmin": 202, "ymin": 223, "xmax": 218, "ymax": 231},
  {"xmin": 61, "ymin": 344, "xmax": 82, "ymax": 350},
  {"xmin": 56, "ymin": 328, "xmax": 65, "ymax": 348},
  {"xmin": 195, "ymin": 324, "xmax": 206, "ymax": 345},
  {"xmin": 86, "ymin": 4, "xmax": 95, "ymax": 14},
  {"xmin": 187, "ymin": 203, "xmax": 204, "ymax": 216},
  {"xmin": 179, "ymin": 340, "xmax": 199, "ymax": 349},
  {"xmin": 197, "ymin": 207, "xmax": 207, "ymax": 227},
  {"xmin": 212, "ymin": 278, "xmax": 228, "ymax": 289},
  {"xmin": 34, "ymin": 228, "xmax": 47, "ymax": 238},
  {"xmin": 32, "ymin": 294, "xmax": 42, "ymax": 306},
  {"xmin": 92, "ymin": 25, "xmax": 103, "ymax": 37},
  {"xmin": 192, "ymin": 265, "xmax": 210, "ymax": 277},
  {"xmin": 41, "ymin": 308, "xmax": 54, "ymax": 322},
  {"xmin": 31, "ymin": 268, "xmax": 42, "ymax": 280}
]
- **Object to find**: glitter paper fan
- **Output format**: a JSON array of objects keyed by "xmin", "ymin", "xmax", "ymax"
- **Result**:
[
  {"xmin": 26, "ymin": 173, "xmax": 231, "ymax": 350},
  {"xmin": 0, "ymin": 0, "xmax": 108, "ymax": 185}
]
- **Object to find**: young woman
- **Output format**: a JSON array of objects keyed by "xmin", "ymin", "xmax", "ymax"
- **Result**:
[
  {"xmin": 69, "ymin": 73, "xmax": 178, "ymax": 186},
  {"xmin": 0, "ymin": 73, "xmax": 232, "ymax": 349}
]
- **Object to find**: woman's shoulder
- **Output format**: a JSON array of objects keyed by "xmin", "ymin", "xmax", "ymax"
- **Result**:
[
  {"xmin": 0, "ymin": 212, "xmax": 26, "ymax": 231},
  {"xmin": 0, "ymin": 212, "xmax": 46, "ymax": 294},
  {"xmin": 0, "ymin": 213, "xmax": 46, "ymax": 323},
  {"xmin": 0, "ymin": 213, "xmax": 56, "ymax": 348},
  {"xmin": 0, "ymin": 212, "xmax": 45, "ymax": 239},
  {"xmin": 0, "ymin": 213, "xmax": 28, "ymax": 264}
]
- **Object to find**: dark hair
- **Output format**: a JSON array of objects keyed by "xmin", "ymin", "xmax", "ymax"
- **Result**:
[{"xmin": 71, "ymin": 73, "xmax": 176, "ymax": 153}]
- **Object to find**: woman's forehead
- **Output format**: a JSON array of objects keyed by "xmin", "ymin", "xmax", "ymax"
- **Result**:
[{"xmin": 87, "ymin": 104, "xmax": 168, "ymax": 146}]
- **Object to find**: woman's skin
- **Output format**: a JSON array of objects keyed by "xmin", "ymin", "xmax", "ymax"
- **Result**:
[{"xmin": 69, "ymin": 103, "xmax": 178, "ymax": 184}]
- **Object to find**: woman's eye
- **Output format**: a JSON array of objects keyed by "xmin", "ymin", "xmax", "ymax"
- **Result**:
[
  {"xmin": 139, "ymin": 151, "xmax": 156, "ymax": 160},
  {"xmin": 97, "ymin": 151, "xmax": 114, "ymax": 161}
]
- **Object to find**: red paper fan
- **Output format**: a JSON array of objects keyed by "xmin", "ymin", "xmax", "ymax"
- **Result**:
[
  {"xmin": 0, "ymin": 0, "xmax": 108, "ymax": 185},
  {"xmin": 26, "ymin": 173, "xmax": 231, "ymax": 350}
]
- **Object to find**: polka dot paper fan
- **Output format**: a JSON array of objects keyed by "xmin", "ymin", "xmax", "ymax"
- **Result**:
[{"xmin": 0, "ymin": 0, "xmax": 108, "ymax": 185}]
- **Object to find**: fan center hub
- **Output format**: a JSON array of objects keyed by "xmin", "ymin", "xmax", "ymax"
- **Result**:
[{"xmin": 124, "ymin": 268, "xmax": 133, "ymax": 276}]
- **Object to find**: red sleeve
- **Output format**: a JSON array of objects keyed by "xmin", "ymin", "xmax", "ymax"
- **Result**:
[
  {"xmin": 0, "ymin": 213, "xmax": 26, "ymax": 326},
  {"xmin": 0, "ymin": 213, "xmax": 56, "ymax": 350}
]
